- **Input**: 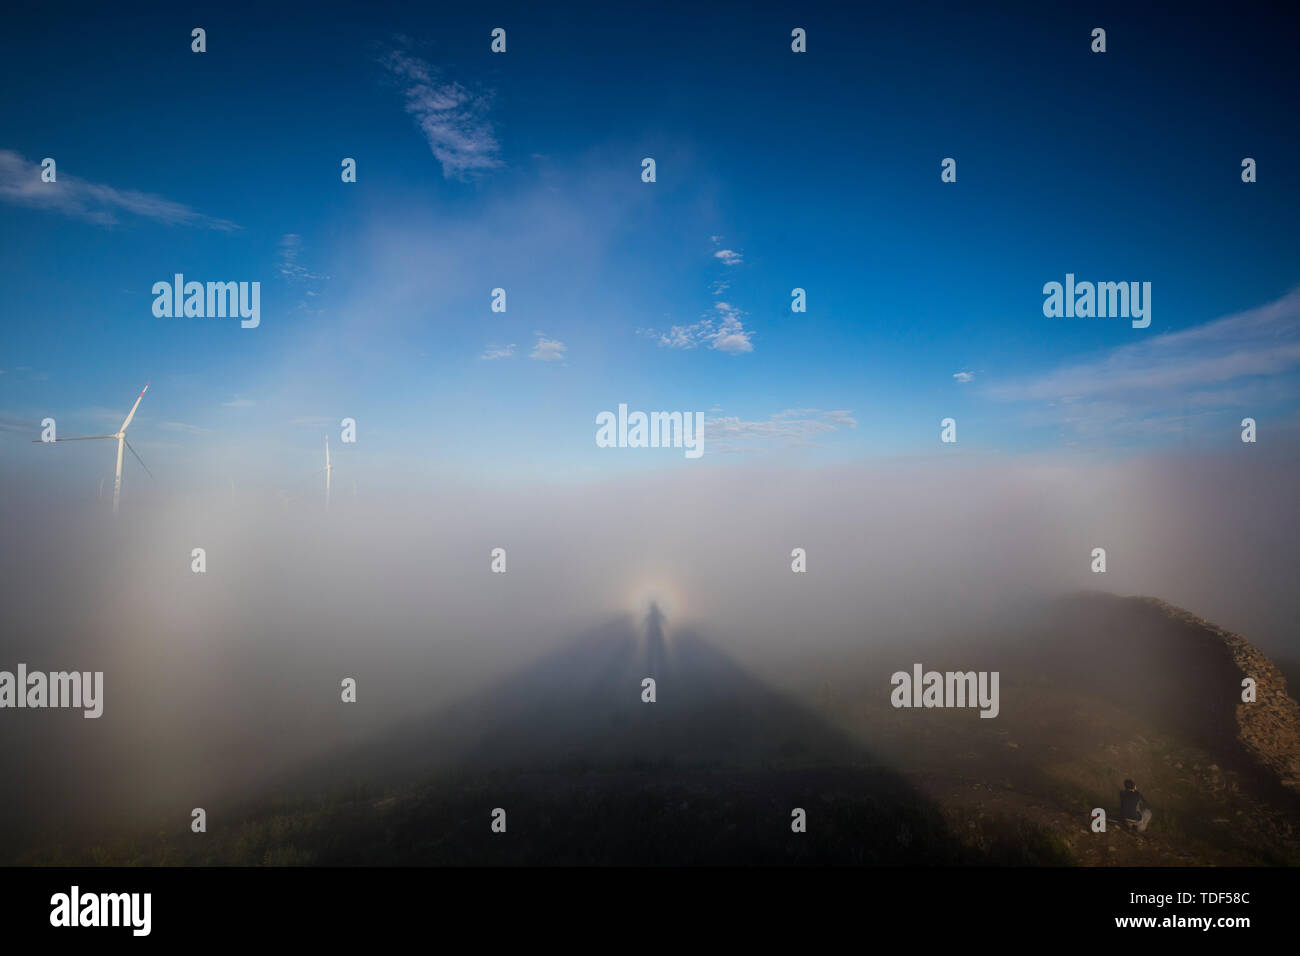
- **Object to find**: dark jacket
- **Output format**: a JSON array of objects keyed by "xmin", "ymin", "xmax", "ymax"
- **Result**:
[{"xmin": 1119, "ymin": 789, "xmax": 1147, "ymax": 820}]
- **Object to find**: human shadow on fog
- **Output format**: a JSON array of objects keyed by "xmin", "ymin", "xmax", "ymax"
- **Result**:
[{"xmin": 250, "ymin": 603, "xmax": 1054, "ymax": 865}]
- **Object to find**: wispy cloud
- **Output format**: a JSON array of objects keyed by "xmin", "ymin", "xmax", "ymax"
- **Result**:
[
  {"xmin": 988, "ymin": 288, "xmax": 1300, "ymax": 439},
  {"xmin": 0, "ymin": 149, "xmax": 239, "ymax": 230},
  {"xmin": 705, "ymin": 408, "xmax": 857, "ymax": 453},
  {"xmin": 380, "ymin": 50, "xmax": 502, "ymax": 179},
  {"xmin": 990, "ymin": 288, "xmax": 1300, "ymax": 404},
  {"xmin": 221, "ymin": 398, "xmax": 256, "ymax": 408},
  {"xmin": 276, "ymin": 233, "xmax": 328, "ymax": 314},
  {"xmin": 277, "ymin": 234, "xmax": 328, "ymax": 281},
  {"xmin": 640, "ymin": 301, "xmax": 754, "ymax": 353},
  {"xmin": 529, "ymin": 335, "xmax": 567, "ymax": 362},
  {"xmin": 774, "ymin": 408, "xmax": 859, "ymax": 428},
  {"xmin": 479, "ymin": 343, "xmax": 517, "ymax": 360},
  {"xmin": 953, "ymin": 371, "xmax": 974, "ymax": 383},
  {"xmin": 157, "ymin": 421, "xmax": 209, "ymax": 436}
]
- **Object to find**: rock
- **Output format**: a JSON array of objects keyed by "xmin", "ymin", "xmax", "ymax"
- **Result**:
[{"xmin": 1143, "ymin": 598, "xmax": 1300, "ymax": 792}]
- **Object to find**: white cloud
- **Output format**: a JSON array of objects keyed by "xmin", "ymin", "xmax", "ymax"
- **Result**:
[
  {"xmin": 222, "ymin": 398, "xmax": 256, "ymax": 408},
  {"xmin": 380, "ymin": 50, "xmax": 502, "ymax": 180},
  {"xmin": 713, "ymin": 248, "xmax": 743, "ymax": 266},
  {"xmin": 0, "ymin": 149, "xmax": 239, "ymax": 230},
  {"xmin": 712, "ymin": 332, "xmax": 753, "ymax": 354},
  {"xmin": 480, "ymin": 343, "xmax": 517, "ymax": 360},
  {"xmin": 642, "ymin": 301, "xmax": 754, "ymax": 354},
  {"xmin": 953, "ymin": 371, "xmax": 974, "ymax": 383},
  {"xmin": 529, "ymin": 335, "xmax": 567, "ymax": 362}
]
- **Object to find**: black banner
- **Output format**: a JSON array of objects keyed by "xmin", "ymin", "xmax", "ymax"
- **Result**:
[{"xmin": 1, "ymin": 865, "xmax": 1291, "ymax": 942}]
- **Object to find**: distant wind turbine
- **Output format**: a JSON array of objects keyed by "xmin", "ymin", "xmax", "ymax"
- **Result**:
[
  {"xmin": 34, "ymin": 382, "xmax": 153, "ymax": 513},
  {"xmin": 324, "ymin": 434, "xmax": 333, "ymax": 508}
]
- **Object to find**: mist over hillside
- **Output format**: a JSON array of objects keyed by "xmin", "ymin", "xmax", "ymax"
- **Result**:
[
  {"xmin": 1, "ymin": 445, "xmax": 1297, "ymax": 862},
  {"xmin": 9, "ymin": 590, "xmax": 1298, "ymax": 865}
]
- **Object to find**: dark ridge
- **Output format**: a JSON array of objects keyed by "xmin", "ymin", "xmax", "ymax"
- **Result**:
[{"xmin": 1027, "ymin": 592, "xmax": 1300, "ymax": 800}]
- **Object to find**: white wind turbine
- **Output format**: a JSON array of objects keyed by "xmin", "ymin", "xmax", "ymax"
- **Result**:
[
  {"xmin": 34, "ymin": 382, "xmax": 153, "ymax": 513},
  {"xmin": 323, "ymin": 434, "xmax": 333, "ymax": 508}
]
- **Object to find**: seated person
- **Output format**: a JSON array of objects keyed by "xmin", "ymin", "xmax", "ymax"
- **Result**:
[{"xmin": 1120, "ymin": 778, "xmax": 1152, "ymax": 832}]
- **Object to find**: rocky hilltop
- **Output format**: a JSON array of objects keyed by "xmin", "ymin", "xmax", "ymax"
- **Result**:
[{"xmin": 1140, "ymin": 597, "xmax": 1300, "ymax": 793}]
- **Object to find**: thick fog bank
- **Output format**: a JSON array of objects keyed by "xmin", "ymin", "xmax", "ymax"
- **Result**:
[{"xmin": 0, "ymin": 450, "xmax": 1294, "ymax": 844}]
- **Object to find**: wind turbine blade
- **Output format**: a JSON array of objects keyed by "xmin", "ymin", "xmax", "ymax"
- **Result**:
[
  {"xmin": 31, "ymin": 435, "xmax": 116, "ymax": 442},
  {"xmin": 118, "ymin": 381, "xmax": 150, "ymax": 433},
  {"xmin": 124, "ymin": 439, "xmax": 156, "ymax": 483}
]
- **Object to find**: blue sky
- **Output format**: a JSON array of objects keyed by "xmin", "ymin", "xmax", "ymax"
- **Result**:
[{"xmin": 2, "ymin": 1, "xmax": 1298, "ymax": 491}]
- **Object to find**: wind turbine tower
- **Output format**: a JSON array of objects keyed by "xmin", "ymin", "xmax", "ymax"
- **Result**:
[{"xmin": 324, "ymin": 434, "xmax": 333, "ymax": 509}]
